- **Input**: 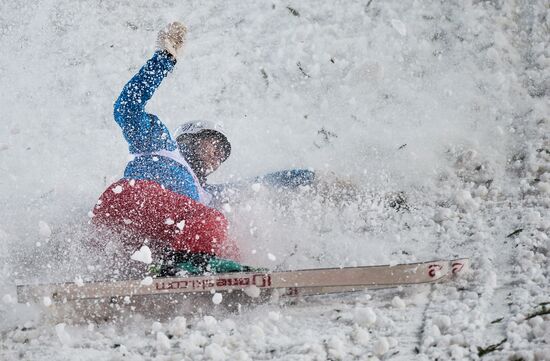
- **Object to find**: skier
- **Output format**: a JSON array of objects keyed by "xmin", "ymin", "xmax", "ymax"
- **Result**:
[{"xmin": 92, "ymin": 22, "xmax": 253, "ymax": 275}]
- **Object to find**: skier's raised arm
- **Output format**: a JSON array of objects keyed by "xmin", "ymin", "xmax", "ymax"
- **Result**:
[{"xmin": 113, "ymin": 22, "xmax": 187, "ymax": 153}]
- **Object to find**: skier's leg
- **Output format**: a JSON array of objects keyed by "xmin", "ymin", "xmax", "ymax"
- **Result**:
[{"xmin": 92, "ymin": 179, "xmax": 234, "ymax": 258}]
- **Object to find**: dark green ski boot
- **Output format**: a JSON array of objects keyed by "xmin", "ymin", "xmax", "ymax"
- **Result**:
[{"xmin": 150, "ymin": 251, "xmax": 267, "ymax": 277}]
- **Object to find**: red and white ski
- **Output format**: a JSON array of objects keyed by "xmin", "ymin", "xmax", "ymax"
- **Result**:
[{"xmin": 17, "ymin": 258, "xmax": 469, "ymax": 304}]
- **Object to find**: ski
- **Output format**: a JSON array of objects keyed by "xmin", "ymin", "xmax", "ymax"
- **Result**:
[{"xmin": 16, "ymin": 258, "xmax": 469, "ymax": 304}]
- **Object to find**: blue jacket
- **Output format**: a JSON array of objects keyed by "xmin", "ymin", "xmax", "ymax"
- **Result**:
[{"xmin": 114, "ymin": 51, "xmax": 201, "ymax": 201}]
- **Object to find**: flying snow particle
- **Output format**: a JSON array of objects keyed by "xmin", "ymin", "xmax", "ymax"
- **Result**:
[
  {"xmin": 141, "ymin": 276, "xmax": 153, "ymax": 286},
  {"xmin": 199, "ymin": 316, "xmax": 218, "ymax": 333},
  {"xmin": 538, "ymin": 182, "xmax": 550, "ymax": 194},
  {"xmin": 223, "ymin": 204, "xmax": 232, "ymax": 213},
  {"xmin": 249, "ymin": 325, "xmax": 266, "ymax": 340},
  {"xmin": 212, "ymin": 292, "xmax": 223, "ymax": 305},
  {"xmin": 165, "ymin": 218, "xmax": 175, "ymax": 225},
  {"xmin": 118, "ymin": 345, "xmax": 128, "ymax": 355},
  {"xmin": 131, "ymin": 245, "xmax": 152, "ymax": 264},
  {"xmin": 434, "ymin": 315, "xmax": 452, "ymax": 331},
  {"xmin": 353, "ymin": 326, "xmax": 370, "ymax": 346},
  {"xmin": 74, "ymin": 276, "xmax": 84, "ymax": 287},
  {"xmin": 151, "ymin": 321, "xmax": 162, "ymax": 332},
  {"xmin": 55, "ymin": 323, "xmax": 73, "ymax": 346},
  {"xmin": 267, "ymin": 253, "xmax": 277, "ymax": 261},
  {"xmin": 221, "ymin": 319, "xmax": 236, "ymax": 331},
  {"xmin": 38, "ymin": 221, "xmax": 51, "ymax": 239},
  {"xmin": 2, "ymin": 294, "xmax": 15, "ymax": 304},
  {"xmin": 374, "ymin": 337, "xmax": 390, "ymax": 355},
  {"xmin": 434, "ymin": 207, "xmax": 453, "ymax": 222},
  {"xmin": 204, "ymin": 343, "xmax": 226, "ymax": 361},
  {"xmin": 353, "ymin": 307, "xmax": 377, "ymax": 326},
  {"xmin": 176, "ymin": 220, "xmax": 185, "ymax": 230},
  {"xmin": 391, "ymin": 296, "xmax": 406, "ymax": 309},
  {"xmin": 450, "ymin": 344, "xmax": 465, "ymax": 359},
  {"xmin": 156, "ymin": 332, "xmax": 171, "ymax": 350},
  {"xmin": 251, "ymin": 183, "xmax": 261, "ymax": 192},
  {"xmin": 204, "ymin": 315, "xmax": 218, "ymax": 326},
  {"xmin": 244, "ymin": 285, "xmax": 261, "ymax": 298},
  {"xmin": 269, "ymin": 311, "xmax": 281, "ymax": 321},
  {"xmin": 431, "ymin": 325, "xmax": 443, "ymax": 342},
  {"xmin": 327, "ymin": 335, "xmax": 346, "ymax": 359},
  {"xmin": 112, "ymin": 185, "xmax": 123, "ymax": 194},
  {"xmin": 454, "ymin": 190, "xmax": 479, "ymax": 211},
  {"xmin": 43, "ymin": 297, "xmax": 52, "ymax": 307},
  {"xmin": 168, "ymin": 316, "xmax": 187, "ymax": 337},
  {"xmin": 391, "ymin": 19, "xmax": 407, "ymax": 36}
]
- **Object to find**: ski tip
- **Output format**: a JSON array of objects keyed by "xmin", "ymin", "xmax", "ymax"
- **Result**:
[{"xmin": 450, "ymin": 258, "xmax": 469, "ymax": 275}]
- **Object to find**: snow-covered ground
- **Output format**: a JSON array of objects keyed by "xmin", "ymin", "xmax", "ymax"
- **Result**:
[{"xmin": 1, "ymin": 0, "xmax": 549, "ymax": 360}]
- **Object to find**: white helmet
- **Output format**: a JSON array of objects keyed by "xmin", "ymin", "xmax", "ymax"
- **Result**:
[
  {"xmin": 174, "ymin": 120, "xmax": 231, "ymax": 161},
  {"xmin": 174, "ymin": 120, "xmax": 227, "ymax": 139}
]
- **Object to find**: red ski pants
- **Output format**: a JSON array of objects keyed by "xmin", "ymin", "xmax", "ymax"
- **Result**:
[{"xmin": 92, "ymin": 179, "xmax": 238, "ymax": 259}]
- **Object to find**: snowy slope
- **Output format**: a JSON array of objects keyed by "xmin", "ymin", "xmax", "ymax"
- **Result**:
[{"xmin": 1, "ymin": 0, "xmax": 549, "ymax": 360}]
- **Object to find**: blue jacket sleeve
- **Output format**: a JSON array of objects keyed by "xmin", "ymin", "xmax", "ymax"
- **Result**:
[{"xmin": 114, "ymin": 51, "xmax": 178, "ymax": 154}]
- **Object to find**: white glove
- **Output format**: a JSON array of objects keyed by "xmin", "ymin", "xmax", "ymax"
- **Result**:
[{"xmin": 157, "ymin": 22, "xmax": 187, "ymax": 59}]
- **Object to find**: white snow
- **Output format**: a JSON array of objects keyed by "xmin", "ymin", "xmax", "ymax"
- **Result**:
[
  {"xmin": 140, "ymin": 276, "xmax": 153, "ymax": 286},
  {"xmin": 130, "ymin": 245, "xmax": 153, "ymax": 264},
  {"xmin": 112, "ymin": 185, "xmax": 123, "ymax": 194},
  {"xmin": 168, "ymin": 316, "xmax": 187, "ymax": 337},
  {"xmin": 353, "ymin": 307, "xmax": 377, "ymax": 326},
  {"xmin": 204, "ymin": 343, "xmax": 226, "ymax": 361},
  {"xmin": 391, "ymin": 296, "xmax": 406, "ymax": 309},
  {"xmin": 38, "ymin": 221, "xmax": 51, "ymax": 239},
  {"xmin": 199, "ymin": 315, "xmax": 219, "ymax": 333},
  {"xmin": 1, "ymin": 294, "xmax": 15, "ymax": 304},
  {"xmin": 268, "ymin": 311, "xmax": 281, "ymax": 322},
  {"xmin": 244, "ymin": 285, "xmax": 261, "ymax": 298},
  {"xmin": 390, "ymin": 19, "xmax": 407, "ymax": 36},
  {"xmin": 151, "ymin": 321, "xmax": 162, "ymax": 332},
  {"xmin": 156, "ymin": 331, "xmax": 171, "ymax": 350},
  {"xmin": 0, "ymin": 1, "xmax": 549, "ymax": 360},
  {"xmin": 176, "ymin": 220, "xmax": 186, "ymax": 230},
  {"xmin": 373, "ymin": 337, "xmax": 390, "ymax": 355},
  {"xmin": 327, "ymin": 335, "xmax": 346, "ymax": 359},
  {"xmin": 353, "ymin": 326, "xmax": 370, "ymax": 346},
  {"xmin": 54, "ymin": 323, "xmax": 72, "ymax": 346},
  {"xmin": 538, "ymin": 182, "xmax": 550, "ymax": 193},
  {"xmin": 212, "ymin": 292, "xmax": 223, "ymax": 305}
]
